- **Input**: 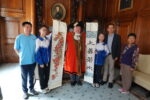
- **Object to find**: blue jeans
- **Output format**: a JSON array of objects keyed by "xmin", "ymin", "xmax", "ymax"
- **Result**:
[
  {"xmin": 21, "ymin": 63, "xmax": 36, "ymax": 93},
  {"xmin": 70, "ymin": 74, "xmax": 80, "ymax": 82}
]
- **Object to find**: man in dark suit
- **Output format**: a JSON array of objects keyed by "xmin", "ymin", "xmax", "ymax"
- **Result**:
[{"xmin": 101, "ymin": 24, "xmax": 121, "ymax": 88}]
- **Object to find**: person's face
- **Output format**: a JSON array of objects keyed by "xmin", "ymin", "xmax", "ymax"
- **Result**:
[
  {"xmin": 39, "ymin": 27, "xmax": 48, "ymax": 37},
  {"xmin": 23, "ymin": 24, "xmax": 32, "ymax": 35},
  {"xmin": 74, "ymin": 26, "xmax": 81, "ymax": 34},
  {"xmin": 69, "ymin": 28, "xmax": 73, "ymax": 32},
  {"xmin": 128, "ymin": 36, "xmax": 136, "ymax": 44},
  {"xmin": 107, "ymin": 25, "xmax": 115, "ymax": 34},
  {"xmin": 56, "ymin": 7, "xmax": 60, "ymax": 12},
  {"xmin": 98, "ymin": 34, "xmax": 105, "ymax": 42}
]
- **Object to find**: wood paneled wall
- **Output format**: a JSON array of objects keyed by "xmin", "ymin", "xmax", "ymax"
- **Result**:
[
  {"xmin": 0, "ymin": 17, "xmax": 20, "ymax": 62},
  {"xmin": 0, "ymin": 0, "xmax": 35, "ymax": 63},
  {"xmin": 84, "ymin": 0, "xmax": 103, "ymax": 20},
  {"xmin": 102, "ymin": 0, "xmax": 150, "ymax": 54},
  {"xmin": 0, "ymin": 0, "xmax": 24, "ymax": 17},
  {"xmin": 1, "ymin": 0, "xmax": 150, "ymax": 63}
]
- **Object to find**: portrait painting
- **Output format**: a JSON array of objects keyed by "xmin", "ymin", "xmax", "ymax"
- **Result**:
[
  {"xmin": 119, "ymin": 0, "xmax": 133, "ymax": 11},
  {"xmin": 51, "ymin": 3, "xmax": 66, "ymax": 20}
]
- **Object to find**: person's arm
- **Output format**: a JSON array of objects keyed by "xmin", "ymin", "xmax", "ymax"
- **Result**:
[
  {"xmin": 65, "ymin": 32, "xmax": 69, "ymax": 52},
  {"xmin": 14, "ymin": 49, "xmax": 20, "ymax": 56},
  {"xmin": 35, "ymin": 39, "xmax": 44, "ymax": 68},
  {"xmin": 14, "ymin": 36, "xmax": 20, "ymax": 56},
  {"xmin": 115, "ymin": 35, "xmax": 121, "ymax": 61},
  {"xmin": 47, "ymin": 36, "xmax": 53, "ymax": 67},
  {"xmin": 0, "ymin": 86, "xmax": 3, "ymax": 100},
  {"xmin": 64, "ymin": 33, "xmax": 69, "ymax": 63},
  {"xmin": 104, "ymin": 44, "xmax": 110, "ymax": 55},
  {"xmin": 131, "ymin": 47, "xmax": 139, "ymax": 70}
]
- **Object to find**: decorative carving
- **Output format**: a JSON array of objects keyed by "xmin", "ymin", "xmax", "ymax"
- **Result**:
[
  {"xmin": 35, "ymin": 0, "xmax": 43, "ymax": 35},
  {"xmin": 71, "ymin": 0, "xmax": 79, "ymax": 23}
]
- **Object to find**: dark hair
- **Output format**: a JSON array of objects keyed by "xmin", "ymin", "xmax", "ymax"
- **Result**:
[
  {"xmin": 107, "ymin": 23, "xmax": 115, "ymax": 28},
  {"xmin": 97, "ymin": 32, "xmax": 105, "ymax": 43},
  {"xmin": 39, "ymin": 25, "xmax": 48, "ymax": 30},
  {"xmin": 128, "ymin": 33, "xmax": 136, "ymax": 38},
  {"xmin": 78, "ymin": 21, "xmax": 84, "ymax": 29},
  {"xmin": 22, "ymin": 21, "xmax": 32, "ymax": 27},
  {"xmin": 73, "ymin": 22, "xmax": 84, "ymax": 29},
  {"xmin": 68, "ymin": 23, "xmax": 74, "ymax": 29}
]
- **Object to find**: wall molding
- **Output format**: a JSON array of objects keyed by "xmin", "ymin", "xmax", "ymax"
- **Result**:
[{"xmin": 0, "ymin": 8, "xmax": 24, "ymax": 18}]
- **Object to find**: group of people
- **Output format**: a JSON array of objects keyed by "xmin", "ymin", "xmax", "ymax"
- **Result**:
[{"xmin": 14, "ymin": 21, "xmax": 139, "ymax": 99}]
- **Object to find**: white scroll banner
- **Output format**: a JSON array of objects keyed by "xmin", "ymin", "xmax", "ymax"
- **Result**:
[
  {"xmin": 84, "ymin": 22, "xmax": 98, "ymax": 84},
  {"xmin": 48, "ymin": 20, "xmax": 67, "ymax": 89}
]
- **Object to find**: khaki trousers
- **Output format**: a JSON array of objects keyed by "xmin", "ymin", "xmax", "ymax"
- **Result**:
[
  {"xmin": 103, "ymin": 55, "xmax": 115, "ymax": 83},
  {"xmin": 121, "ymin": 64, "xmax": 133, "ymax": 91}
]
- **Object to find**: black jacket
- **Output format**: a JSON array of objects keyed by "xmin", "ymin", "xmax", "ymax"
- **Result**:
[{"xmin": 105, "ymin": 33, "xmax": 121, "ymax": 59}]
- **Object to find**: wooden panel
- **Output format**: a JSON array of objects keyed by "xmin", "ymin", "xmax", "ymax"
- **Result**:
[
  {"xmin": 5, "ymin": 18, "xmax": 20, "ymax": 44},
  {"xmin": 0, "ymin": 17, "xmax": 4, "ymax": 63},
  {"xmin": 0, "ymin": 0, "xmax": 24, "ymax": 17},
  {"xmin": 84, "ymin": 0, "xmax": 105, "ymax": 21},
  {"xmin": 117, "ymin": 21, "xmax": 134, "ymax": 48},
  {"xmin": 85, "ymin": 0, "xmax": 99, "ymax": 19},
  {"xmin": 0, "ymin": 0, "xmax": 23, "ymax": 9},
  {"xmin": 135, "ymin": 10, "xmax": 150, "ymax": 54},
  {"xmin": 1, "ymin": 18, "xmax": 20, "ymax": 62},
  {"xmin": 43, "ymin": 0, "xmax": 72, "ymax": 26}
]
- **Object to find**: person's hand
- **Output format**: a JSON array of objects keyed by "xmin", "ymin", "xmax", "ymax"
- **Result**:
[
  {"xmin": 114, "ymin": 57, "xmax": 118, "ymax": 61},
  {"xmin": 95, "ymin": 50, "xmax": 98, "ymax": 54},
  {"xmin": 95, "ymin": 51, "xmax": 97, "ymax": 54},
  {"xmin": 40, "ymin": 64, "xmax": 44, "ymax": 68},
  {"xmin": 130, "ymin": 68, "xmax": 135, "ymax": 71},
  {"xmin": 120, "ymin": 64, "xmax": 122, "ymax": 67}
]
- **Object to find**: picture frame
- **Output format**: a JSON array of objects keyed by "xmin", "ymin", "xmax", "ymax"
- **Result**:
[
  {"xmin": 51, "ymin": 3, "xmax": 66, "ymax": 20},
  {"xmin": 118, "ymin": 0, "xmax": 133, "ymax": 11}
]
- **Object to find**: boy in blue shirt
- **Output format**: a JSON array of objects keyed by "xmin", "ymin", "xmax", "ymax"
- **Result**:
[{"xmin": 14, "ymin": 22, "xmax": 38, "ymax": 99}]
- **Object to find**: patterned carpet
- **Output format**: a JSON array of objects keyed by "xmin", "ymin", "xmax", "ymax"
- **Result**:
[
  {"xmin": 33, "ymin": 82, "xmax": 139, "ymax": 100},
  {"xmin": 0, "ymin": 63, "xmax": 140, "ymax": 100}
]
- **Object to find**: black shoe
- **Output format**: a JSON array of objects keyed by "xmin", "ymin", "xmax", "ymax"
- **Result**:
[
  {"xmin": 108, "ymin": 83, "xmax": 113, "ymax": 88},
  {"xmin": 71, "ymin": 81, "xmax": 76, "ymax": 86},
  {"xmin": 29, "ymin": 89, "xmax": 39, "ymax": 95},
  {"xmin": 77, "ymin": 81, "xmax": 82, "ymax": 86},
  {"xmin": 100, "ymin": 81, "xmax": 107, "ymax": 85}
]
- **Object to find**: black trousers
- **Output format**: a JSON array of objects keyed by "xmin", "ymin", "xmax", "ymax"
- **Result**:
[
  {"xmin": 21, "ymin": 63, "xmax": 36, "ymax": 93},
  {"xmin": 38, "ymin": 63, "xmax": 50, "ymax": 89},
  {"xmin": 94, "ymin": 65, "xmax": 102, "ymax": 83}
]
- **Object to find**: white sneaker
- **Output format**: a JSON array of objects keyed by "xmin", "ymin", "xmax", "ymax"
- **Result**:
[
  {"xmin": 23, "ymin": 93, "xmax": 29, "ymax": 99},
  {"xmin": 121, "ymin": 91, "xmax": 129, "ymax": 94},
  {"xmin": 95, "ymin": 83, "xmax": 100, "ymax": 88},
  {"xmin": 42, "ymin": 88, "xmax": 50, "ymax": 94},
  {"xmin": 42, "ymin": 89, "xmax": 47, "ymax": 94},
  {"xmin": 92, "ymin": 83, "xmax": 96, "ymax": 87},
  {"xmin": 118, "ymin": 88, "xmax": 123, "ymax": 92},
  {"xmin": 45, "ymin": 87, "xmax": 50, "ymax": 93}
]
